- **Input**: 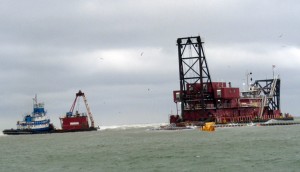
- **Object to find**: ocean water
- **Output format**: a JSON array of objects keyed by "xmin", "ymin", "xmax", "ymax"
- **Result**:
[{"xmin": 1, "ymin": 124, "xmax": 300, "ymax": 172}]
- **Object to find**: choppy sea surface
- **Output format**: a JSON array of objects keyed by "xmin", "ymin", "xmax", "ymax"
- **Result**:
[{"xmin": 1, "ymin": 123, "xmax": 300, "ymax": 172}]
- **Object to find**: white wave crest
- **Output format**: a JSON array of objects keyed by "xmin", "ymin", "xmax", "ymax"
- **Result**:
[{"xmin": 99, "ymin": 123, "xmax": 168, "ymax": 131}]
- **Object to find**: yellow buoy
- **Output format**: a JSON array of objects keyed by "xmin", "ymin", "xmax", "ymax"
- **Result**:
[{"xmin": 201, "ymin": 122, "xmax": 215, "ymax": 131}]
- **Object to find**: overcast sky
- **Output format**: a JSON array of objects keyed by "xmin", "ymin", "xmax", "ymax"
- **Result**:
[{"xmin": 1, "ymin": 0, "xmax": 300, "ymax": 130}]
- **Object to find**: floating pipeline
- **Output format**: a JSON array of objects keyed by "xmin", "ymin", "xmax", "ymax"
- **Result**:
[
  {"xmin": 153, "ymin": 120, "xmax": 300, "ymax": 131},
  {"xmin": 214, "ymin": 121, "xmax": 300, "ymax": 128}
]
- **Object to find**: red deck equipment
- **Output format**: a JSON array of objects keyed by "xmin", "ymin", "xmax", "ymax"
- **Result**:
[{"xmin": 60, "ymin": 90, "xmax": 95, "ymax": 131}]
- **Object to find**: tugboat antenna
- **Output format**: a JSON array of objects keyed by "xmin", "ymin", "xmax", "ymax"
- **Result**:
[{"xmin": 33, "ymin": 94, "xmax": 38, "ymax": 105}]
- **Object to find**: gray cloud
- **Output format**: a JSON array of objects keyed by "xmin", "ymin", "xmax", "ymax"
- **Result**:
[{"xmin": 1, "ymin": 0, "xmax": 300, "ymax": 129}]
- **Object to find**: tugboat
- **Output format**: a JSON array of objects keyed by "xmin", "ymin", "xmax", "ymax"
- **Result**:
[{"xmin": 3, "ymin": 95, "xmax": 54, "ymax": 135}]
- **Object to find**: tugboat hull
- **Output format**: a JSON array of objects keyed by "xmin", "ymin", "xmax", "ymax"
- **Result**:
[
  {"xmin": 2, "ymin": 129, "xmax": 53, "ymax": 135},
  {"xmin": 3, "ymin": 127, "xmax": 98, "ymax": 135}
]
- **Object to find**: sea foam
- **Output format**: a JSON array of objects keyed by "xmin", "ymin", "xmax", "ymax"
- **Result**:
[{"xmin": 99, "ymin": 123, "xmax": 167, "ymax": 131}]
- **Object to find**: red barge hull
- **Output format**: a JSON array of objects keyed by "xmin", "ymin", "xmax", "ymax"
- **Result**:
[{"xmin": 60, "ymin": 116, "xmax": 89, "ymax": 131}]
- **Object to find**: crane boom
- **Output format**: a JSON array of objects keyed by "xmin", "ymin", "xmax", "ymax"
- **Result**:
[
  {"xmin": 69, "ymin": 90, "xmax": 95, "ymax": 128},
  {"xmin": 82, "ymin": 93, "xmax": 95, "ymax": 128}
]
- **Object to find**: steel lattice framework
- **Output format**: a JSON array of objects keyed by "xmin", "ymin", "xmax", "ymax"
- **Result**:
[
  {"xmin": 176, "ymin": 36, "xmax": 217, "ymax": 118},
  {"xmin": 253, "ymin": 78, "xmax": 281, "ymax": 111}
]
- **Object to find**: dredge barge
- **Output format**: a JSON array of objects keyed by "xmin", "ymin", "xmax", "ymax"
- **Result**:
[{"xmin": 170, "ymin": 36, "xmax": 294, "ymax": 126}]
